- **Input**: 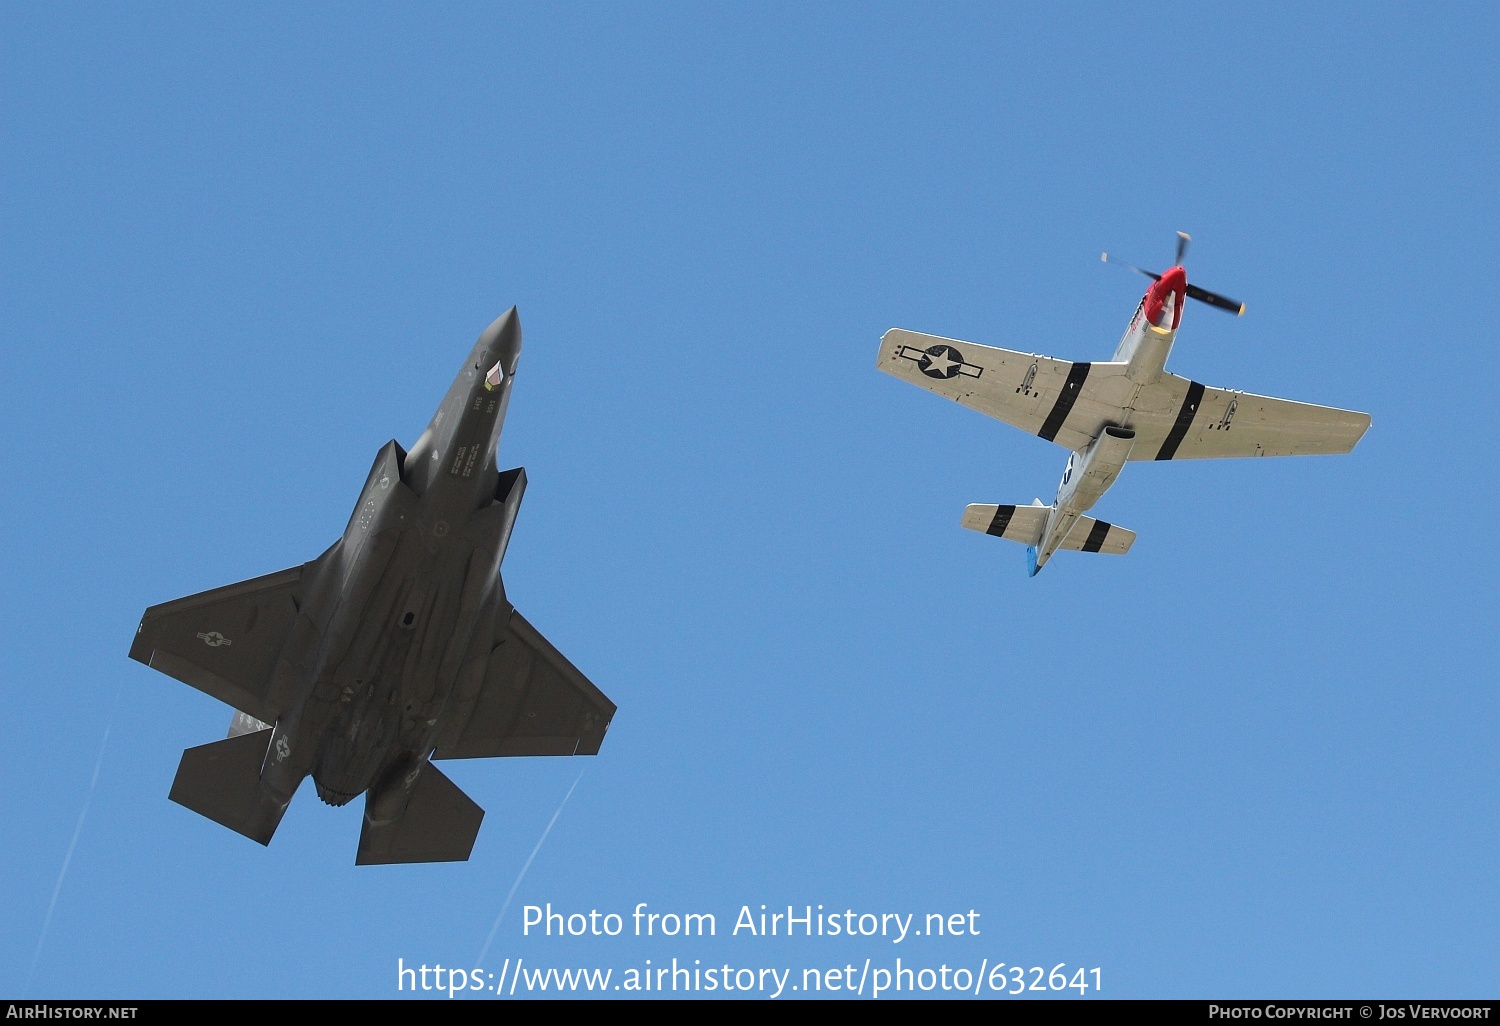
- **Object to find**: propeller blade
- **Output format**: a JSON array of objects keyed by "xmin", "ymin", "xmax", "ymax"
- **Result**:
[
  {"xmin": 1100, "ymin": 252, "xmax": 1160, "ymax": 281},
  {"xmin": 1174, "ymin": 231, "xmax": 1191, "ymax": 266},
  {"xmin": 1185, "ymin": 283, "xmax": 1245, "ymax": 316}
]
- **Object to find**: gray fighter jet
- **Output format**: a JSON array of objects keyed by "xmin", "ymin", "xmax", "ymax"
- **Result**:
[{"xmin": 129, "ymin": 308, "xmax": 615, "ymax": 864}]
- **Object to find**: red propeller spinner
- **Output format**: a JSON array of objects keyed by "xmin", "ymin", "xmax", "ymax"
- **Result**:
[{"xmin": 1102, "ymin": 231, "xmax": 1245, "ymax": 319}]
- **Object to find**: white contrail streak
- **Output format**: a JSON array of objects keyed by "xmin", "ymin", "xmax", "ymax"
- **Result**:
[
  {"xmin": 474, "ymin": 770, "xmax": 585, "ymax": 971},
  {"xmin": 27, "ymin": 723, "xmax": 112, "ymax": 993}
]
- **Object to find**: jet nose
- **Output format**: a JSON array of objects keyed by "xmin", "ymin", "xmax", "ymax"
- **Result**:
[{"xmin": 477, "ymin": 306, "xmax": 522, "ymax": 373}]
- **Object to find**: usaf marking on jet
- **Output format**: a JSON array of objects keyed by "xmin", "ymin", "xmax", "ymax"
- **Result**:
[
  {"xmin": 877, "ymin": 233, "xmax": 1370, "ymax": 575},
  {"xmin": 130, "ymin": 308, "xmax": 616, "ymax": 863}
]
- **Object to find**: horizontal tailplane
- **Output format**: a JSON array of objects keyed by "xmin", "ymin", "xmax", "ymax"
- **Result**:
[
  {"xmin": 962, "ymin": 504, "xmax": 1136, "ymax": 555},
  {"xmin": 1057, "ymin": 516, "xmax": 1135, "ymax": 554},
  {"xmin": 961, "ymin": 503, "xmax": 1049, "ymax": 545},
  {"xmin": 168, "ymin": 728, "xmax": 288, "ymax": 845},
  {"xmin": 355, "ymin": 762, "xmax": 484, "ymax": 865}
]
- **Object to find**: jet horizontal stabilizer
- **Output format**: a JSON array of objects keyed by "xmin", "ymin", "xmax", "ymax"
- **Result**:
[
  {"xmin": 168, "ymin": 728, "xmax": 287, "ymax": 845},
  {"xmin": 355, "ymin": 762, "xmax": 484, "ymax": 865}
]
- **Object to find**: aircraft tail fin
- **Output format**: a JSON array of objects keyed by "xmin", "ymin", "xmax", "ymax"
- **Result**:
[
  {"xmin": 355, "ymin": 763, "xmax": 484, "ymax": 865},
  {"xmin": 168, "ymin": 728, "xmax": 288, "ymax": 845},
  {"xmin": 228, "ymin": 710, "xmax": 270, "ymax": 737}
]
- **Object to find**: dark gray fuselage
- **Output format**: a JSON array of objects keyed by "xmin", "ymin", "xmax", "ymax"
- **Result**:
[{"xmin": 257, "ymin": 309, "xmax": 524, "ymax": 822}]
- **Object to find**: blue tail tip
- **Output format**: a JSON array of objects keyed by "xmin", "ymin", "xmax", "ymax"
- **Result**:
[{"xmin": 1026, "ymin": 546, "xmax": 1040, "ymax": 577}]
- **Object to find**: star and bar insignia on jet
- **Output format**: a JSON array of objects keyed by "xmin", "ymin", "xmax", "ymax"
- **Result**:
[{"xmin": 897, "ymin": 343, "xmax": 984, "ymax": 380}]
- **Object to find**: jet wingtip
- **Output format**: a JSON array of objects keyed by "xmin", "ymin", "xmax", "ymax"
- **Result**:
[{"xmin": 127, "ymin": 622, "xmax": 152, "ymax": 663}]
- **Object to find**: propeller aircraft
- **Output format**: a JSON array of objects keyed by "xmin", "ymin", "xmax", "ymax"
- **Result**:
[{"xmin": 876, "ymin": 233, "xmax": 1370, "ymax": 575}]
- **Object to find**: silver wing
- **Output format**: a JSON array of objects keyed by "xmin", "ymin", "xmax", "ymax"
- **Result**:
[
  {"xmin": 1124, "ymin": 376, "xmax": 1371, "ymax": 460},
  {"xmin": 877, "ymin": 328, "xmax": 1110, "ymax": 452},
  {"xmin": 880, "ymin": 328, "xmax": 1370, "ymax": 460}
]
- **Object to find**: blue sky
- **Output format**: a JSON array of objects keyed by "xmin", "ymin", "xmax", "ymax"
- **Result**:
[{"xmin": 3, "ymin": 2, "xmax": 1497, "ymax": 1000}]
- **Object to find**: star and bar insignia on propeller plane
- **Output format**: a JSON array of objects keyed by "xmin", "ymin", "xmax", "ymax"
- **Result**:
[{"xmin": 896, "ymin": 343, "xmax": 985, "ymax": 380}]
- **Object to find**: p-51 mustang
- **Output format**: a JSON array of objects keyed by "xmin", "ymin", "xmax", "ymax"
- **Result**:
[{"xmin": 876, "ymin": 233, "xmax": 1370, "ymax": 575}]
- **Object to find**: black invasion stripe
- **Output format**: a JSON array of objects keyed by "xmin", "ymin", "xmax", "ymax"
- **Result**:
[
  {"xmin": 1081, "ymin": 519, "xmax": 1111, "ymax": 552},
  {"xmin": 1037, "ymin": 362, "xmax": 1091, "ymax": 442},
  {"xmin": 986, "ymin": 505, "xmax": 1016, "ymax": 538},
  {"xmin": 1156, "ymin": 380, "xmax": 1206, "ymax": 460}
]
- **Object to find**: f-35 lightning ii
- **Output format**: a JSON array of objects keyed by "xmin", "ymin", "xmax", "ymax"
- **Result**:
[{"xmin": 130, "ymin": 308, "xmax": 615, "ymax": 864}]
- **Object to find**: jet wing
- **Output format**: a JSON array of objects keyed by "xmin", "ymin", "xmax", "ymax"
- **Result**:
[
  {"xmin": 433, "ymin": 607, "xmax": 615, "ymax": 760},
  {"xmin": 877, "ymin": 329, "xmax": 1119, "ymax": 452},
  {"xmin": 1125, "ymin": 374, "xmax": 1371, "ymax": 460},
  {"xmin": 129, "ymin": 560, "xmax": 320, "ymax": 725}
]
